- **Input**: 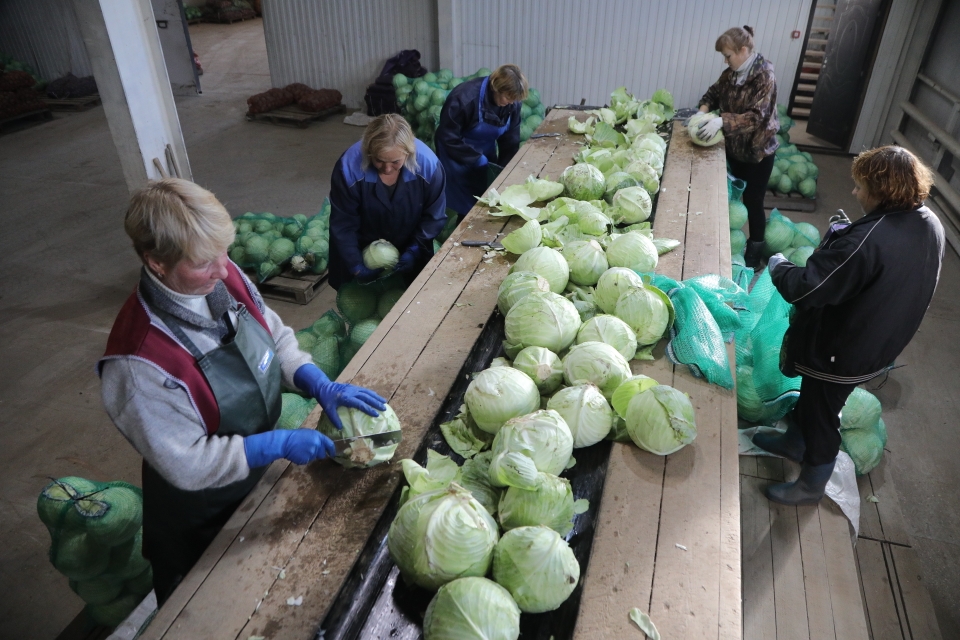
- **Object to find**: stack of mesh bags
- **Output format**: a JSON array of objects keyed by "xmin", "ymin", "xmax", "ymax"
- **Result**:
[
  {"xmin": 335, "ymin": 276, "xmax": 409, "ymax": 367},
  {"xmin": 229, "ymin": 212, "xmax": 304, "ymax": 282},
  {"xmin": 395, "ymin": 68, "xmax": 546, "ymax": 148},
  {"xmin": 839, "ymin": 387, "xmax": 888, "ymax": 475},
  {"xmin": 763, "ymin": 209, "xmax": 821, "ymax": 266},
  {"xmin": 37, "ymin": 478, "xmax": 151, "ymax": 627},
  {"xmin": 290, "ymin": 199, "xmax": 331, "ymax": 275},
  {"xmin": 769, "ymin": 106, "xmax": 820, "ymax": 199}
]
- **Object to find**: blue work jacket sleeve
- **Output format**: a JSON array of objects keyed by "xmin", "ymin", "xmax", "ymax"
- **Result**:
[
  {"xmin": 411, "ymin": 155, "xmax": 448, "ymax": 247},
  {"xmin": 328, "ymin": 157, "xmax": 365, "ymax": 272},
  {"xmin": 436, "ymin": 87, "xmax": 485, "ymax": 167}
]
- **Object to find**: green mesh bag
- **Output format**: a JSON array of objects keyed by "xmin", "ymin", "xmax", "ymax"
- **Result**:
[
  {"xmin": 336, "ymin": 280, "xmax": 379, "ymax": 324},
  {"xmin": 311, "ymin": 309, "xmax": 348, "ymax": 338},
  {"xmin": 339, "ymin": 339, "xmax": 361, "ymax": 369},
  {"xmin": 87, "ymin": 594, "xmax": 141, "ymax": 627},
  {"xmin": 763, "ymin": 209, "xmax": 799, "ymax": 255},
  {"xmin": 435, "ymin": 208, "xmax": 460, "ymax": 246},
  {"xmin": 311, "ymin": 335, "xmax": 342, "ymax": 379},
  {"xmin": 377, "ymin": 288, "xmax": 406, "ymax": 318},
  {"xmin": 727, "ymin": 175, "xmax": 746, "ymax": 203},
  {"xmin": 730, "ymin": 254, "xmax": 754, "ymax": 292},
  {"xmin": 84, "ymin": 483, "xmax": 143, "ymax": 545},
  {"xmin": 105, "ymin": 528, "xmax": 149, "ymax": 581},
  {"xmin": 684, "ymin": 275, "xmax": 750, "ymax": 339},
  {"xmin": 37, "ymin": 477, "xmax": 102, "ymax": 533},
  {"xmin": 70, "ymin": 575, "xmax": 124, "ymax": 606},
  {"xmin": 278, "ymin": 393, "xmax": 317, "ymax": 430},
  {"xmin": 735, "ymin": 365, "xmax": 795, "ymax": 423},
  {"xmin": 124, "ymin": 566, "xmax": 154, "ymax": 596},
  {"xmin": 841, "ymin": 418, "xmax": 887, "ymax": 476},
  {"xmin": 290, "ymin": 198, "xmax": 332, "ymax": 275},
  {"xmin": 749, "ymin": 291, "xmax": 800, "ymax": 413},
  {"xmin": 665, "ymin": 286, "xmax": 734, "ymax": 388},
  {"xmin": 295, "ymin": 329, "xmax": 317, "ymax": 352},
  {"xmin": 350, "ymin": 318, "xmax": 381, "ymax": 347},
  {"xmin": 50, "ymin": 530, "xmax": 110, "ymax": 581},
  {"xmin": 729, "ymin": 201, "xmax": 748, "ymax": 230}
]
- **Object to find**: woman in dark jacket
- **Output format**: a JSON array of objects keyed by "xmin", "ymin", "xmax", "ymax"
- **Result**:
[
  {"xmin": 328, "ymin": 114, "xmax": 447, "ymax": 289},
  {"xmin": 697, "ymin": 25, "xmax": 780, "ymax": 268},
  {"xmin": 435, "ymin": 64, "xmax": 528, "ymax": 218},
  {"xmin": 755, "ymin": 146, "xmax": 944, "ymax": 505}
]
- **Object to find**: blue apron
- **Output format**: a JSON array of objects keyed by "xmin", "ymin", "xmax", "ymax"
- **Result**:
[{"xmin": 437, "ymin": 77, "xmax": 511, "ymax": 216}]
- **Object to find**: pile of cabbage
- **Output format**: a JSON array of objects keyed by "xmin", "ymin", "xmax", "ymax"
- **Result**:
[
  {"xmin": 228, "ymin": 198, "xmax": 332, "ymax": 283},
  {"xmin": 761, "ymin": 208, "xmax": 821, "ymax": 266},
  {"xmin": 769, "ymin": 104, "xmax": 820, "ymax": 199},
  {"xmin": 394, "ymin": 68, "xmax": 547, "ymax": 147}
]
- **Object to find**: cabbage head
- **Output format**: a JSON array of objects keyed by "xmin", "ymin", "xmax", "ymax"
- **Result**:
[
  {"xmin": 794, "ymin": 222, "xmax": 820, "ymax": 247},
  {"xmin": 423, "ymin": 577, "xmax": 520, "ymax": 640},
  {"xmin": 615, "ymin": 285, "xmax": 672, "ymax": 345},
  {"xmin": 362, "ymin": 239, "xmax": 400, "ymax": 270},
  {"xmin": 729, "ymin": 201, "xmax": 748, "ymax": 230},
  {"xmin": 562, "ymin": 341, "xmax": 632, "ymax": 399},
  {"xmin": 498, "ymin": 472, "xmax": 588, "ymax": 536},
  {"xmin": 605, "ymin": 231, "xmax": 658, "ymax": 273},
  {"xmin": 764, "ymin": 216, "xmax": 795, "ymax": 253},
  {"xmin": 503, "ymin": 291, "xmax": 581, "ymax": 358},
  {"xmin": 318, "ymin": 403, "xmax": 401, "ymax": 468},
  {"xmin": 488, "ymin": 410, "xmax": 573, "ymax": 488},
  {"xmin": 510, "ymin": 246, "xmax": 569, "ymax": 293},
  {"xmin": 594, "ymin": 267, "xmax": 644, "ymax": 314},
  {"xmin": 388, "ymin": 484, "xmax": 500, "ymax": 590},
  {"xmin": 610, "ymin": 374, "xmax": 659, "ymax": 418},
  {"xmin": 512, "ymin": 346, "xmax": 564, "ymax": 394},
  {"xmin": 731, "ymin": 229, "xmax": 747, "ymax": 256},
  {"xmin": 465, "ymin": 367, "xmax": 541, "ymax": 434},
  {"xmin": 501, "ymin": 219, "xmax": 543, "ymax": 255},
  {"xmin": 576, "ymin": 314, "xmax": 637, "ymax": 361},
  {"xmin": 623, "ymin": 160, "xmax": 660, "ymax": 195},
  {"xmin": 493, "ymin": 526, "xmax": 580, "ymax": 613},
  {"xmin": 625, "ymin": 384, "xmax": 697, "ymax": 455},
  {"xmin": 792, "ymin": 245, "xmax": 814, "ymax": 266},
  {"xmin": 497, "ymin": 271, "xmax": 551, "ymax": 316},
  {"xmin": 687, "ymin": 112, "xmax": 724, "ymax": 147},
  {"xmin": 547, "ymin": 384, "xmax": 615, "ymax": 448},
  {"xmin": 560, "ymin": 163, "xmax": 605, "ymax": 201},
  {"xmin": 561, "ymin": 240, "xmax": 609, "ymax": 286},
  {"xmin": 603, "ymin": 172, "xmax": 640, "ymax": 203},
  {"xmin": 610, "ymin": 186, "xmax": 652, "ymax": 225}
]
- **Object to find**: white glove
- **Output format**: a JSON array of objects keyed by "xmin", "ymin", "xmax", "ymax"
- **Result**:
[
  {"xmin": 697, "ymin": 116, "xmax": 723, "ymax": 141},
  {"xmin": 767, "ymin": 253, "xmax": 790, "ymax": 272}
]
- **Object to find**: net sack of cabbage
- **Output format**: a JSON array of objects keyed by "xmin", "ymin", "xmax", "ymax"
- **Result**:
[
  {"xmin": 747, "ymin": 290, "xmax": 800, "ymax": 420},
  {"xmin": 839, "ymin": 387, "xmax": 888, "ymax": 475},
  {"xmin": 664, "ymin": 285, "xmax": 734, "ymax": 389},
  {"xmin": 228, "ymin": 211, "xmax": 305, "ymax": 281},
  {"xmin": 290, "ymin": 198, "xmax": 332, "ymax": 275}
]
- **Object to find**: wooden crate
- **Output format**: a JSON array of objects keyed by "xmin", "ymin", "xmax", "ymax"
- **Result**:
[
  {"xmin": 44, "ymin": 94, "xmax": 101, "ymax": 112},
  {"xmin": 245, "ymin": 104, "xmax": 345, "ymax": 129},
  {"xmin": 765, "ymin": 189, "xmax": 817, "ymax": 212},
  {"xmin": 253, "ymin": 269, "xmax": 328, "ymax": 305}
]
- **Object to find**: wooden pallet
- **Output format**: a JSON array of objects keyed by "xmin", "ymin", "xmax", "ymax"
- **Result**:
[
  {"xmin": 766, "ymin": 189, "xmax": 817, "ymax": 212},
  {"xmin": 0, "ymin": 107, "xmax": 53, "ymax": 132},
  {"xmin": 245, "ymin": 103, "xmax": 345, "ymax": 128},
  {"xmin": 44, "ymin": 94, "xmax": 101, "ymax": 112},
  {"xmin": 254, "ymin": 269, "xmax": 328, "ymax": 305}
]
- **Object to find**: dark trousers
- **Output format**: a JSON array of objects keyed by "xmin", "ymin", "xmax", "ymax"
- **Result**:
[
  {"xmin": 728, "ymin": 153, "xmax": 776, "ymax": 241},
  {"xmin": 795, "ymin": 375, "xmax": 857, "ymax": 466}
]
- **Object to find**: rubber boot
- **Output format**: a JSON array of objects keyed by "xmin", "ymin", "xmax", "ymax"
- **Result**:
[
  {"xmin": 764, "ymin": 459, "xmax": 836, "ymax": 505},
  {"xmin": 744, "ymin": 240, "xmax": 765, "ymax": 269},
  {"xmin": 752, "ymin": 414, "xmax": 805, "ymax": 463}
]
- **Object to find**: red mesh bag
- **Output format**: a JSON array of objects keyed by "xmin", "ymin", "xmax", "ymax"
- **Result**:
[
  {"xmin": 285, "ymin": 83, "xmax": 312, "ymax": 101},
  {"xmin": 297, "ymin": 89, "xmax": 342, "ymax": 113},
  {"xmin": 0, "ymin": 70, "xmax": 37, "ymax": 92},
  {"xmin": 246, "ymin": 87, "xmax": 294, "ymax": 114}
]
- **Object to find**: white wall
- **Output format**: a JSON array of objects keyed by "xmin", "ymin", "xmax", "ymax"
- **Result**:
[{"xmin": 152, "ymin": 0, "xmax": 199, "ymax": 93}]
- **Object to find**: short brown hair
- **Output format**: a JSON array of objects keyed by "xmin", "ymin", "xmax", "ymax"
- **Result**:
[
  {"xmin": 488, "ymin": 64, "xmax": 529, "ymax": 102},
  {"xmin": 125, "ymin": 178, "xmax": 235, "ymax": 267},
  {"xmin": 361, "ymin": 113, "xmax": 418, "ymax": 173},
  {"xmin": 851, "ymin": 146, "xmax": 934, "ymax": 211},
  {"xmin": 716, "ymin": 26, "xmax": 755, "ymax": 53}
]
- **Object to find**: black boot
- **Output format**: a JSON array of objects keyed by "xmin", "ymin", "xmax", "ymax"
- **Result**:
[
  {"xmin": 752, "ymin": 414, "xmax": 805, "ymax": 463},
  {"xmin": 765, "ymin": 459, "xmax": 835, "ymax": 505},
  {"xmin": 744, "ymin": 240, "xmax": 765, "ymax": 269}
]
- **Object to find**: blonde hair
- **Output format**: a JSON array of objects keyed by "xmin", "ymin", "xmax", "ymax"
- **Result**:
[
  {"xmin": 716, "ymin": 25, "xmax": 755, "ymax": 54},
  {"xmin": 362, "ymin": 113, "xmax": 418, "ymax": 173},
  {"xmin": 125, "ymin": 178, "xmax": 235, "ymax": 267},
  {"xmin": 488, "ymin": 64, "xmax": 529, "ymax": 102},
  {"xmin": 852, "ymin": 146, "xmax": 934, "ymax": 211}
]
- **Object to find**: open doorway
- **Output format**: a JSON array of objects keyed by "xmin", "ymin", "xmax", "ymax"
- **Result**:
[
  {"xmin": 787, "ymin": 0, "xmax": 891, "ymax": 151},
  {"xmin": 181, "ymin": 0, "xmax": 268, "ymax": 97}
]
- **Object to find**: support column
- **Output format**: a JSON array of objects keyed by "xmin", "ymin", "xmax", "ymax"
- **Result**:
[
  {"xmin": 437, "ymin": 0, "xmax": 460, "ymax": 75},
  {"xmin": 72, "ymin": 0, "xmax": 192, "ymax": 193}
]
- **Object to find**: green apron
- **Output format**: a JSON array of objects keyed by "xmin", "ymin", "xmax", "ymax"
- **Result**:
[{"xmin": 142, "ymin": 303, "xmax": 282, "ymax": 605}]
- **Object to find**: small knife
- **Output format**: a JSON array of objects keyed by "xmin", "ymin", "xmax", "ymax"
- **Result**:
[
  {"xmin": 461, "ymin": 240, "xmax": 504, "ymax": 250},
  {"xmin": 331, "ymin": 430, "xmax": 403, "ymax": 457}
]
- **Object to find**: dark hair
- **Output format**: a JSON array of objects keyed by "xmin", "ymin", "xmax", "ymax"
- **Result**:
[
  {"xmin": 851, "ymin": 146, "xmax": 934, "ymax": 210},
  {"xmin": 715, "ymin": 26, "xmax": 755, "ymax": 53}
]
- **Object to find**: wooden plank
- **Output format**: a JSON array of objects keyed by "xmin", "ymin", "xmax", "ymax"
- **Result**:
[
  {"xmin": 857, "ymin": 473, "xmax": 885, "ymax": 541},
  {"xmin": 770, "ymin": 500, "xmax": 811, "ymax": 640},
  {"xmin": 740, "ymin": 455, "xmax": 759, "ymax": 477},
  {"xmin": 856, "ymin": 538, "xmax": 906, "ymax": 640},
  {"xmin": 819, "ymin": 499, "xmax": 870, "ymax": 640},
  {"xmin": 868, "ymin": 458, "xmax": 912, "ymax": 546},
  {"xmin": 741, "ymin": 475, "xmax": 776, "ymax": 640},
  {"xmin": 890, "ymin": 545, "xmax": 944, "ymax": 640},
  {"xmin": 652, "ymin": 122, "xmax": 692, "ymax": 280},
  {"xmin": 796, "ymin": 504, "xmax": 838, "ymax": 640},
  {"xmin": 757, "ymin": 456, "xmax": 785, "ymax": 482},
  {"xmin": 718, "ymin": 333, "xmax": 742, "ymax": 636}
]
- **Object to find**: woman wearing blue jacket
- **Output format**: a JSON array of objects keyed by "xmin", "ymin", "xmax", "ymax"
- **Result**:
[
  {"xmin": 435, "ymin": 64, "xmax": 528, "ymax": 218},
  {"xmin": 328, "ymin": 114, "xmax": 447, "ymax": 288}
]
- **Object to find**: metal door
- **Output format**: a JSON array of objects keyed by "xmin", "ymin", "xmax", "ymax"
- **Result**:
[{"xmin": 807, "ymin": 0, "xmax": 887, "ymax": 146}]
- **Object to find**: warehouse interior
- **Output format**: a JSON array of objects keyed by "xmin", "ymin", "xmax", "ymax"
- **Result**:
[{"xmin": 2, "ymin": 2, "xmax": 960, "ymax": 639}]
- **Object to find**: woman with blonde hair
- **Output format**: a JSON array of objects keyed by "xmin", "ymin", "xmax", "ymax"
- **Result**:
[
  {"xmin": 99, "ymin": 178, "xmax": 385, "ymax": 603},
  {"xmin": 328, "ymin": 113, "xmax": 447, "ymax": 287},
  {"xmin": 697, "ymin": 25, "xmax": 780, "ymax": 268},
  {"xmin": 755, "ymin": 146, "xmax": 944, "ymax": 505},
  {"xmin": 435, "ymin": 64, "xmax": 528, "ymax": 217}
]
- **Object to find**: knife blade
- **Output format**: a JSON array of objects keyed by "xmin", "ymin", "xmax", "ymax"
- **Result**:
[
  {"xmin": 460, "ymin": 240, "xmax": 504, "ymax": 250},
  {"xmin": 331, "ymin": 430, "xmax": 403, "ymax": 457}
]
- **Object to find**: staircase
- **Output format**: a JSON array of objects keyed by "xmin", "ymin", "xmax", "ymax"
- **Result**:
[{"xmin": 790, "ymin": 1, "xmax": 837, "ymax": 118}]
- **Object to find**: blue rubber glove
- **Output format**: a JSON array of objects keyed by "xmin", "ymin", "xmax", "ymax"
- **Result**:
[
  {"xmin": 352, "ymin": 264, "xmax": 383, "ymax": 285},
  {"xmin": 475, "ymin": 154, "xmax": 489, "ymax": 168},
  {"xmin": 244, "ymin": 429, "xmax": 335, "ymax": 468},
  {"xmin": 394, "ymin": 245, "xmax": 420, "ymax": 274},
  {"xmin": 294, "ymin": 363, "xmax": 387, "ymax": 431},
  {"xmin": 767, "ymin": 253, "xmax": 790, "ymax": 273}
]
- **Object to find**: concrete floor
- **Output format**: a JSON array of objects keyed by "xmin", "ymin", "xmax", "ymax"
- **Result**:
[{"xmin": 0, "ymin": 19, "xmax": 957, "ymax": 639}]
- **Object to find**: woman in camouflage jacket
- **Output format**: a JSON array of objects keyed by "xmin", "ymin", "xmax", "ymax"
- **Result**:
[{"xmin": 697, "ymin": 25, "xmax": 780, "ymax": 268}]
